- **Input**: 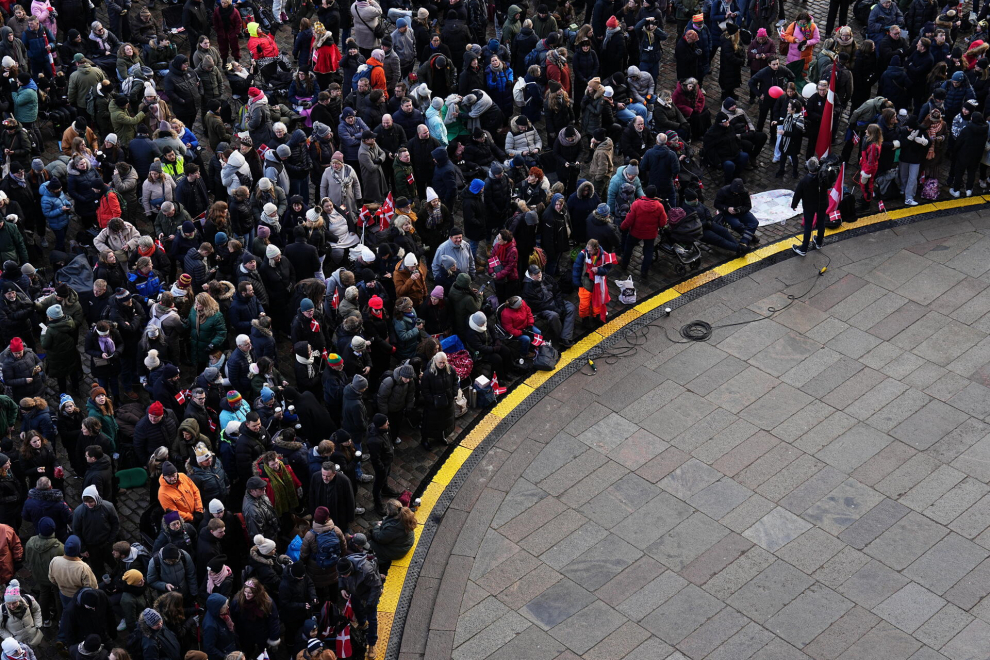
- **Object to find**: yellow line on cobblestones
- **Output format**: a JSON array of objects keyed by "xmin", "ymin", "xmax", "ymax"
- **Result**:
[{"xmin": 375, "ymin": 198, "xmax": 989, "ymax": 653}]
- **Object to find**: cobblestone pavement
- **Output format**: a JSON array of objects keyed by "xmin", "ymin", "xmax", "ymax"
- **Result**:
[{"xmin": 399, "ymin": 208, "xmax": 990, "ymax": 660}]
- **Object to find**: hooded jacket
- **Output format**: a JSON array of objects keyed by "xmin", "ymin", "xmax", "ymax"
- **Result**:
[
  {"xmin": 202, "ymin": 594, "xmax": 237, "ymax": 660},
  {"xmin": 146, "ymin": 545, "xmax": 197, "ymax": 598},
  {"xmin": 71, "ymin": 485, "xmax": 119, "ymax": 549}
]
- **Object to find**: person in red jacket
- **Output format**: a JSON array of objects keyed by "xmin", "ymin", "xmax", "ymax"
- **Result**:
[
  {"xmin": 212, "ymin": 0, "xmax": 242, "ymax": 63},
  {"xmin": 620, "ymin": 185, "xmax": 668, "ymax": 278},
  {"xmin": 498, "ymin": 296, "xmax": 542, "ymax": 359},
  {"xmin": 488, "ymin": 229, "xmax": 519, "ymax": 301},
  {"xmin": 247, "ymin": 22, "xmax": 280, "ymax": 60}
]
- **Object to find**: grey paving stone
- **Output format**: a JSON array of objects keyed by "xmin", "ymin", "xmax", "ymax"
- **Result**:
[
  {"xmin": 547, "ymin": 601, "xmax": 628, "ymax": 655},
  {"xmin": 748, "ymin": 637, "xmax": 809, "ymax": 660},
  {"xmin": 903, "ymin": 533, "xmax": 989, "ymax": 596},
  {"xmin": 851, "ymin": 442, "xmax": 918, "ymax": 487},
  {"xmin": 452, "ymin": 488, "xmax": 506, "ymax": 558},
  {"xmin": 717, "ymin": 319, "xmax": 792, "ymax": 362},
  {"xmin": 636, "ymin": 446, "xmax": 692, "ymax": 484},
  {"xmin": 607, "ymin": 429, "xmax": 669, "ymax": 471},
  {"xmin": 865, "ymin": 388, "xmax": 933, "ymax": 434},
  {"xmin": 791, "ymin": 411, "xmax": 860, "ymax": 455},
  {"xmin": 838, "ymin": 498, "xmax": 912, "ymax": 550},
  {"xmin": 890, "ymin": 311, "xmax": 952, "ymax": 353},
  {"xmin": 580, "ymin": 473, "xmax": 659, "ymax": 529},
  {"xmin": 880, "ymin": 352, "xmax": 929, "ymax": 381},
  {"xmin": 675, "ymin": 606, "xmax": 749, "ymax": 660},
  {"xmin": 471, "ymin": 530, "xmax": 523, "ymax": 582},
  {"xmin": 646, "ymin": 512, "xmax": 730, "ymax": 572},
  {"xmin": 679, "ymin": 533, "xmax": 754, "ymax": 587},
  {"xmin": 518, "ymin": 509, "xmax": 588, "ymax": 557},
  {"xmin": 949, "ymin": 493, "xmax": 990, "ymax": 540},
  {"xmin": 890, "ymin": 399, "xmax": 971, "ymax": 450},
  {"xmin": 924, "ymin": 477, "xmax": 990, "ymax": 526},
  {"xmin": 687, "ymin": 478, "xmax": 754, "ymax": 521},
  {"xmin": 640, "ymin": 583, "xmax": 725, "ymax": 645},
  {"xmin": 451, "ymin": 610, "xmax": 531, "ymax": 660},
  {"xmin": 946, "ymin": 381, "xmax": 990, "ymax": 419},
  {"xmin": 692, "ymin": 420, "xmax": 761, "ymax": 465},
  {"xmin": 834, "ymin": 621, "xmax": 922, "ymax": 660},
  {"xmin": 455, "ymin": 596, "xmax": 511, "ymax": 648},
  {"xmin": 780, "ymin": 347, "xmax": 845, "ymax": 389},
  {"xmin": 912, "ymin": 322, "xmax": 988, "ymax": 367},
  {"xmin": 896, "ymin": 264, "xmax": 967, "ymax": 307},
  {"xmin": 611, "ymin": 490, "xmax": 696, "ymax": 551},
  {"xmin": 864, "ymin": 512, "xmax": 950, "ymax": 571},
  {"xmin": 615, "ymin": 570, "xmax": 689, "ymax": 622},
  {"xmin": 683, "ymin": 354, "xmax": 750, "ymax": 397},
  {"xmin": 900, "ymin": 465, "xmax": 968, "ymax": 513},
  {"xmin": 653, "ymin": 342, "xmax": 733, "ymax": 385},
  {"xmin": 432, "ymin": 556, "xmax": 478, "ymax": 630},
  {"xmin": 923, "ymin": 372, "xmax": 973, "ymax": 403},
  {"xmin": 581, "ymin": 620, "xmax": 653, "ymax": 660},
  {"xmin": 748, "ymin": 332, "xmax": 822, "ymax": 378},
  {"xmin": 704, "ymin": 546, "xmax": 777, "ymax": 601},
  {"xmin": 727, "ymin": 560, "xmax": 815, "ymax": 623},
  {"xmin": 869, "ymin": 300, "xmax": 932, "ymax": 342},
  {"xmin": 859, "ymin": 341, "xmax": 906, "ymax": 371},
  {"xmin": 521, "ymin": 578, "xmax": 597, "ymax": 631},
  {"xmin": 838, "ymin": 560, "xmax": 911, "ymax": 609},
  {"xmin": 620, "ymin": 381, "xmax": 688, "ymax": 425},
  {"xmin": 712, "ymin": 431, "xmax": 781, "ymax": 477},
  {"xmin": 575, "ymin": 412, "xmax": 641, "ymax": 453},
  {"xmin": 657, "ymin": 458, "xmax": 722, "ymax": 501},
  {"xmin": 802, "ymin": 606, "xmax": 881, "ymax": 660},
  {"xmin": 642, "ymin": 392, "xmax": 719, "ymax": 441},
  {"xmin": 559, "ymin": 460, "xmax": 629, "ymax": 508},
  {"xmin": 765, "ymin": 583, "xmax": 854, "ymax": 648},
  {"xmin": 623, "ymin": 637, "xmax": 676, "ymax": 660},
  {"xmin": 815, "ymin": 424, "xmax": 893, "ymax": 475},
  {"xmin": 876, "ymin": 453, "xmax": 944, "ymax": 500},
  {"xmin": 739, "ymin": 383, "xmax": 815, "ymax": 431},
  {"xmin": 821, "ymin": 367, "xmax": 887, "ymax": 412},
  {"xmin": 706, "ymin": 367, "xmax": 780, "ymax": 414},
  {"xmin": 743, "ymin": 506, "xmax": 813, "ymax": 552},
  {"xmin": 801, "ymin": 478, "xmax": 886, "ymax": 536},
  {"xmin": 827, "ymin": 326, "xmax": 885, "ymax": 360},
  {"xmin": 940, "ymin": 619, "xmax": 990, "ymax": 660},
  {"xmin": 537, "ymin": 451, "xmax": 609, "ymax": 498},
  {"xmin": 484, "ymin": 625, "xmax": 565, "ymax": 660},
  {"xmin": 670, "ymin": 408, "xmax": 740, "ymax": 454},
  {"xmin": 720, "ymin": 493, "xmax": 779, "ymax": 534},
  {"xmin": 873, "ymin": 583, "xmax": 947, "ymax": 634},
  {"xmin": 929, "ymin": 418, "xmax": 990, "ymax": 466},
  {"xmin": 704, "ymin": 622, "xmax": 774, "ymax": 660},
  {"xmin": 594, "ymin": 556, "xmax": 666, "ymax": 608},
  {"xmin": 523, "ymin": 433, "xmax": 590, "ymax": 484},
  {"xmin": 772, "ymin": 401, "xmax": 840, "ymax": 444},
  {"xmin": 952, "ymin": 434, "xmax": 990, "ymax": 483},
  {"xmin": 560, "ymin": 536, "xmax": 643, "ymax": 591},
  {"xmin": 779, "ymin": 465, "xmax": 848, "ymax": 515},
  {"xmin": 539, "ymin": 521, "xmax": 609, "ymax": 570},
  {"xmin": 776, "ymin": 527, "xmax": 846, "ymax": 574},
  {"xmin": 491, "ymin": 479, "xmax": 549, "ymax": 529},
  {"xmin": 914, "ymin": 604, "xmax": 974, "ymax": 651}
]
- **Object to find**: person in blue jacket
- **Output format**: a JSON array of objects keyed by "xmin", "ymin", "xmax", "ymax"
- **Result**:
[{"xmin": 202, "ymin": 594, "xmax": 238, "ymax": 660}]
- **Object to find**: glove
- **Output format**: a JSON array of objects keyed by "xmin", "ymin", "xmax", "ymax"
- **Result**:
[
  {"xmin": 267, "ymin": 639, "xmax": 281, "ymax": 648},
  {"xmin": 892, "ymin": 140, "xmax": 901, "ymax": 149},
  {"xmin": 916, "ymin": 135, "xmax": 927, "ymax": 143},
  {"xmin": 860, "ymin": 171, "xmax": 870, "ymax": 181}
]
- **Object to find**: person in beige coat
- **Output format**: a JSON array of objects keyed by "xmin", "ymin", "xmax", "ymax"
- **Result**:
[
  {"xmin": 93, "ymin": 218, "xmax": 141, "ymax": 255},
  {"xmin": 0, "ymin": 580, "xmax": 44, "ymax": 645},
  {"xmin": 48, "ymin": 535, "xmax": 98, "ymax": 601}
]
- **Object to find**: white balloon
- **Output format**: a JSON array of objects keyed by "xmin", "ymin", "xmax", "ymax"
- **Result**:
[{"xmin": 802, "ymin": 82, "xmax": 817, "ymax": 98}]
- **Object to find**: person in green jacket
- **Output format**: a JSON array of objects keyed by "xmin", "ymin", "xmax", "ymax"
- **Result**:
[
  {"xmin": 11, "ymin": 74, "xmax": 38, "ymax": 126},
  {"xmin": 0, "ymin": 394, "xmax": 16, "ymax": 436},
  {"xmin": 0, "ymin": 214, "xmax": 28, "ymax": 264},
  {"xmin": 86, "ymin": 383, "xmax": 119, "ymax": 450},
  {"xmin": 24, "ymin": 517, "xmax": 63, "ymax": 627},
  {"xmin": 368, "ymin": 499, "xmax": 415, "ymax": 563},
  {"xmin": 109, "ymin": 95, "xmax": 146, "ymax": 145},
  {"xmin": 187, "ymin": 292, "xmax": 227, "ymax": 373},
  {"xmin": 40, "ymin": 305, "xmax": 81, "ymax": 394}
]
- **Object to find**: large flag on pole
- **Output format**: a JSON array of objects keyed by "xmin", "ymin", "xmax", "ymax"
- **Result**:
[
  {"xmin": 815, "ymin": 66, "xmax": 836, "ymax": 158},
  {"xmin": 816, "ymin": 65, "xmax": 843, "ymax": 220}
]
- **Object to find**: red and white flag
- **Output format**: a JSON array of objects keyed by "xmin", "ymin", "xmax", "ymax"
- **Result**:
[
  {"xmin": 601, "ymin": 252, "xmax": 619, "ymax": 266},
  {"xmin": 358, "ymin": 205, "xmax": 374, "ymax": 227},
  {"xmin": 331, "ymin": 289, "xmax": 340, "ymax": 309},
  {"xmin": 815, "ymin": 65, "xmax": 837, "ymax": 159},
  {"xmin": 826, "ymin": 162, "xmax": 845, "ymax": 224},
  {"xmin": 492, "ymin": 372, "xmax": 507, "ymax": 395},
  {"xmin": 175, "ymin": 389, "xmax": 190, "ymax": 405},
  {"xmin": 310, "ymin": 319, "xmax": 321, "ymax": 333},
  {"xmin": 378, "ymin": 192, "xmax": 395, "ymax": 230},
  {"xmin": 335, "ymin": 626, "xmax": 352, "ymax": 658},
  {"xmin": 878, "ymin": 200, "xmax": 886, "ymax": 212},
  {"xmin": 531, "ymin": 334, "xmax": 545, "ymax": 347}
]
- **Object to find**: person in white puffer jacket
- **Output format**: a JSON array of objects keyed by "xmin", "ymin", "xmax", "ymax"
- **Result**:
[{"xmin": 0, "ymin": 582, "xmax": 43, "ymax": 646}]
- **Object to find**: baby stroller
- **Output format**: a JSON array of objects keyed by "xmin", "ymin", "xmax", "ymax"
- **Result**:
[
  {"xmin": 256, "ymin": 55, "xmax": 294, "ymax": 101},
  {"xmin": 656, "ymin": 207, "xmax": 703, "ymax": 275}
]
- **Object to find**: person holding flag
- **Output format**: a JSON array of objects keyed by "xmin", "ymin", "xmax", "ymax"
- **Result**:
[
  {"xmin": 790, "ymin": 157, "xmax": 829, "ymax": 256},
  {"xmin": 856, "ymin": 124, "xmax": 883, "ymax": 212},
  {"xmin": 572, "ymin": 237, "xmax": 615, "ymax": 325}
]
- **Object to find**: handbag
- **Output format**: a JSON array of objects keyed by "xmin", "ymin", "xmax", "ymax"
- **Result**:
[
  {"xmin": 920, "ymin": 176, "xmax": 940, "ymax": 200},
  {"xmin": 532, "ymin": 343, "xmax": 561, "ymax": 371}
]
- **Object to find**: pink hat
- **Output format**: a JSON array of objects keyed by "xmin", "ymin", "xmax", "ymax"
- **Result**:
[
  {"xmin": 431, "ymin": 285, "xmax": 444, "ymax": 299},
  {"xmin": 757, "ymin": 27, "xmax": 768, "ymax": 38},
  {"xmin": 332, "ymin": 151, "xmax": 344, "ymax": 162}
]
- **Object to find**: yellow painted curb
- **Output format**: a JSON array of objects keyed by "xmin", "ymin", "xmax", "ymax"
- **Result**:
[{"xmin": 378, "ymin": 199, "xmax": 985, "ymax": 651}]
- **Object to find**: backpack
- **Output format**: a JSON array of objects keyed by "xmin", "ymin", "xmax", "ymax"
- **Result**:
[
  {"xmin": 96, "ymin": 190, "xmax": 123, "ymax": 229},
  {"xmin": 0, "ymin": 595, "xmax": 36, "ymax": 630},
  {"xmin": 524, "ymin": 46, "xmax": 543, "ymax": 68},
  {"xmin": 313, "ymin": 529, "xmax": 342, "ymax": 569},
  {"xmin": 351, "ymin": 64, "xmax": 373, "ymax": 90}
]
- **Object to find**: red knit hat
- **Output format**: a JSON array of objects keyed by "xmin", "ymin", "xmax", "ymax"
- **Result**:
[
  {"xmin": 9, "ymin": 338, "xmax": 22, "ymax": 352},
  {"xmin": 148, "ymin": 401, "xmax": 164, "ymax": 416},
  {"xmin": 369, "ymin": 295, "xmax": 384, "ymax": 310},
  {"xmin": 248, "ymin": 87, "xmax": 264, "ymax": 98},
  {"xmin": 606, "ymin": 15, "xmax": 619, "ymax": 28}
]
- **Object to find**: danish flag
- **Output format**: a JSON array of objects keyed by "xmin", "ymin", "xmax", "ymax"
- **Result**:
[
  {"xmin": 175, "ymin": 389, "xmax": 190, "ymax": 405},
  {"xmin": 531, "ymin": 334, "xmax": 545, "ymax": 347},
  {"xmin": 492, "ymin": 372, "xmax": 507, "ymax": 395}
]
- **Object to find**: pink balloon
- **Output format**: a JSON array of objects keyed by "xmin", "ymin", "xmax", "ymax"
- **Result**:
[{"xmin": 768, "ymin": 85, "xmax": 784, "ymax": 99}]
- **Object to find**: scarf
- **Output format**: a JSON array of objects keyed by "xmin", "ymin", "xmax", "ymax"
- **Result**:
[
  {"xmin": 426, "ymin": 202, "xmax": 443, "ymax": 228},
  {"xmin": 262, "ymin": 462, "xmax": 299, "ymax": 515},
  {"xmin": 219, "ymin": 610, "xmax": 234, "ymax": 631},
  {"xmin": 583, "ymin": 250, "xmax": 611, "ymax": 321},
  {"xmin": 98, "ymin": 334, "xmax": 115, "ymax": 354},
  {"xmin": 926, "ymin": 120, "xmax": 943, "ymax": 159},
  {"xmin": 295, "ymin": 352, "xmax": 315, "ymax": 378}
]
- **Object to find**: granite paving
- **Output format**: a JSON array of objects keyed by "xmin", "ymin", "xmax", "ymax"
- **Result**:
[{"xmin": 398, "ymin": 209, "xmax": 990, "ymax": 659}]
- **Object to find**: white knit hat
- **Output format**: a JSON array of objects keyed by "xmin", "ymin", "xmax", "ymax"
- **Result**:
[
  {"xmin": 253, "ymin": 534, "xmax": 276, "ymax": 555},
  {"xmin": 266, "ymin": 244, "xmax": 281, "ymax": 259}
]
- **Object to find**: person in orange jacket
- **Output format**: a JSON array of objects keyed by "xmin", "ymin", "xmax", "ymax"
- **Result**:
[
  {"xmin": 365, "ymin": 50, "xmax": 389, "ymax": 98},
  {"xmin": 157, "ymin": 461, "xmax": 204, "ymax": 523},
  {"xmin": 0, "ymin": 522, "xmax": 23, "ymax": 585}
]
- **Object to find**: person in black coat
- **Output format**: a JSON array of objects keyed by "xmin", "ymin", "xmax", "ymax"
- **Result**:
[
  {"xmin": 152, "ymin": 364, "xmax": 185, "ymax": 418},
  {"xmin": 748, "ymin": 58, "xmax": 795, "ymax": 131},
  {"xmin": 703, "ymin": 112, "xmax": 748, "ymax": 182},
  {"xmin": 278, "ymin": 563, "xmax": 318, "ymax": 640},
  {"xmin": 364, "ymin": 414, "xmax": 397, "ymax": 515},
  {"xmin": 420, "ymin": 353, "xmax": 458, "ymax": 449},
  {"xmin": 790, "ymin": 157, "xmax": 829, "ymax": 255},
  {"xmin": 906, "ymin": 40, "xmax": 936, "ymax": 112},
  {"xmin": 675, "ymin": 30, "xmax": 703, "ymax": 82},
  {"xmin": 641, "ymin": 134, "xmax": 681, "ymax": 205},
  {"xmin": 308, "ymin": 462, "xmax": 356, "ymax": 529},
  {"xmin": 618, "ymin": 118, "xmax": 652, "ymax": 162},
  {"xmin": 283, "ymin": 227, "xmax": 322, "ymax": 281},
  {"xmin": 950, "ymin": 111, "xmax": 990, "ymax": 195},
  {"xmin": 718, "ymin": 27, "xmax": 746, "ymax": 102},
  {"xmin": 82, "ymin": 446, "xmax": 114, "ymax": 503},
  {"xmin": 878, "ymin": 55, "xmax": 913, "ymax": 111}
]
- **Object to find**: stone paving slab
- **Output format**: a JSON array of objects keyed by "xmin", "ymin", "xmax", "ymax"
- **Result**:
[{"xmin": 399, "ymin": 210, "xmax": 990, "ymax": 660}]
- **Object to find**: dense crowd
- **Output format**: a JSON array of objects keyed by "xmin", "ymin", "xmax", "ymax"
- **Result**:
[{"xmin": 0, "ymin": 0, "xmax": 972, "ymax": 655}]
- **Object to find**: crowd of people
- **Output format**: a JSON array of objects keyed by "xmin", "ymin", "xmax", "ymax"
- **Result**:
[{"xmin": 0, "ymin": 0, "xmax": 972, "ymax": 654}]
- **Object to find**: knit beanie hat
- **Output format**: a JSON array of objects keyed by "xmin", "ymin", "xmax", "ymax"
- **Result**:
[
  {"xmin": 209, "ymin": 499, "xmax": 225, "ymax": 514},
  {"xmin": 123, "ymin": 570, "xmax": 143, "ymax": 586},
  {"xmin": 142, "ymin": 608, "xmax": 163, "ymax": 627},
  {"xmin": 3, "ymin": 580, "xmax": 19, "ymax": 603},
  {"xmin": 253, "ymin": 534, "xmax": 276, "ymax": 555}
]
